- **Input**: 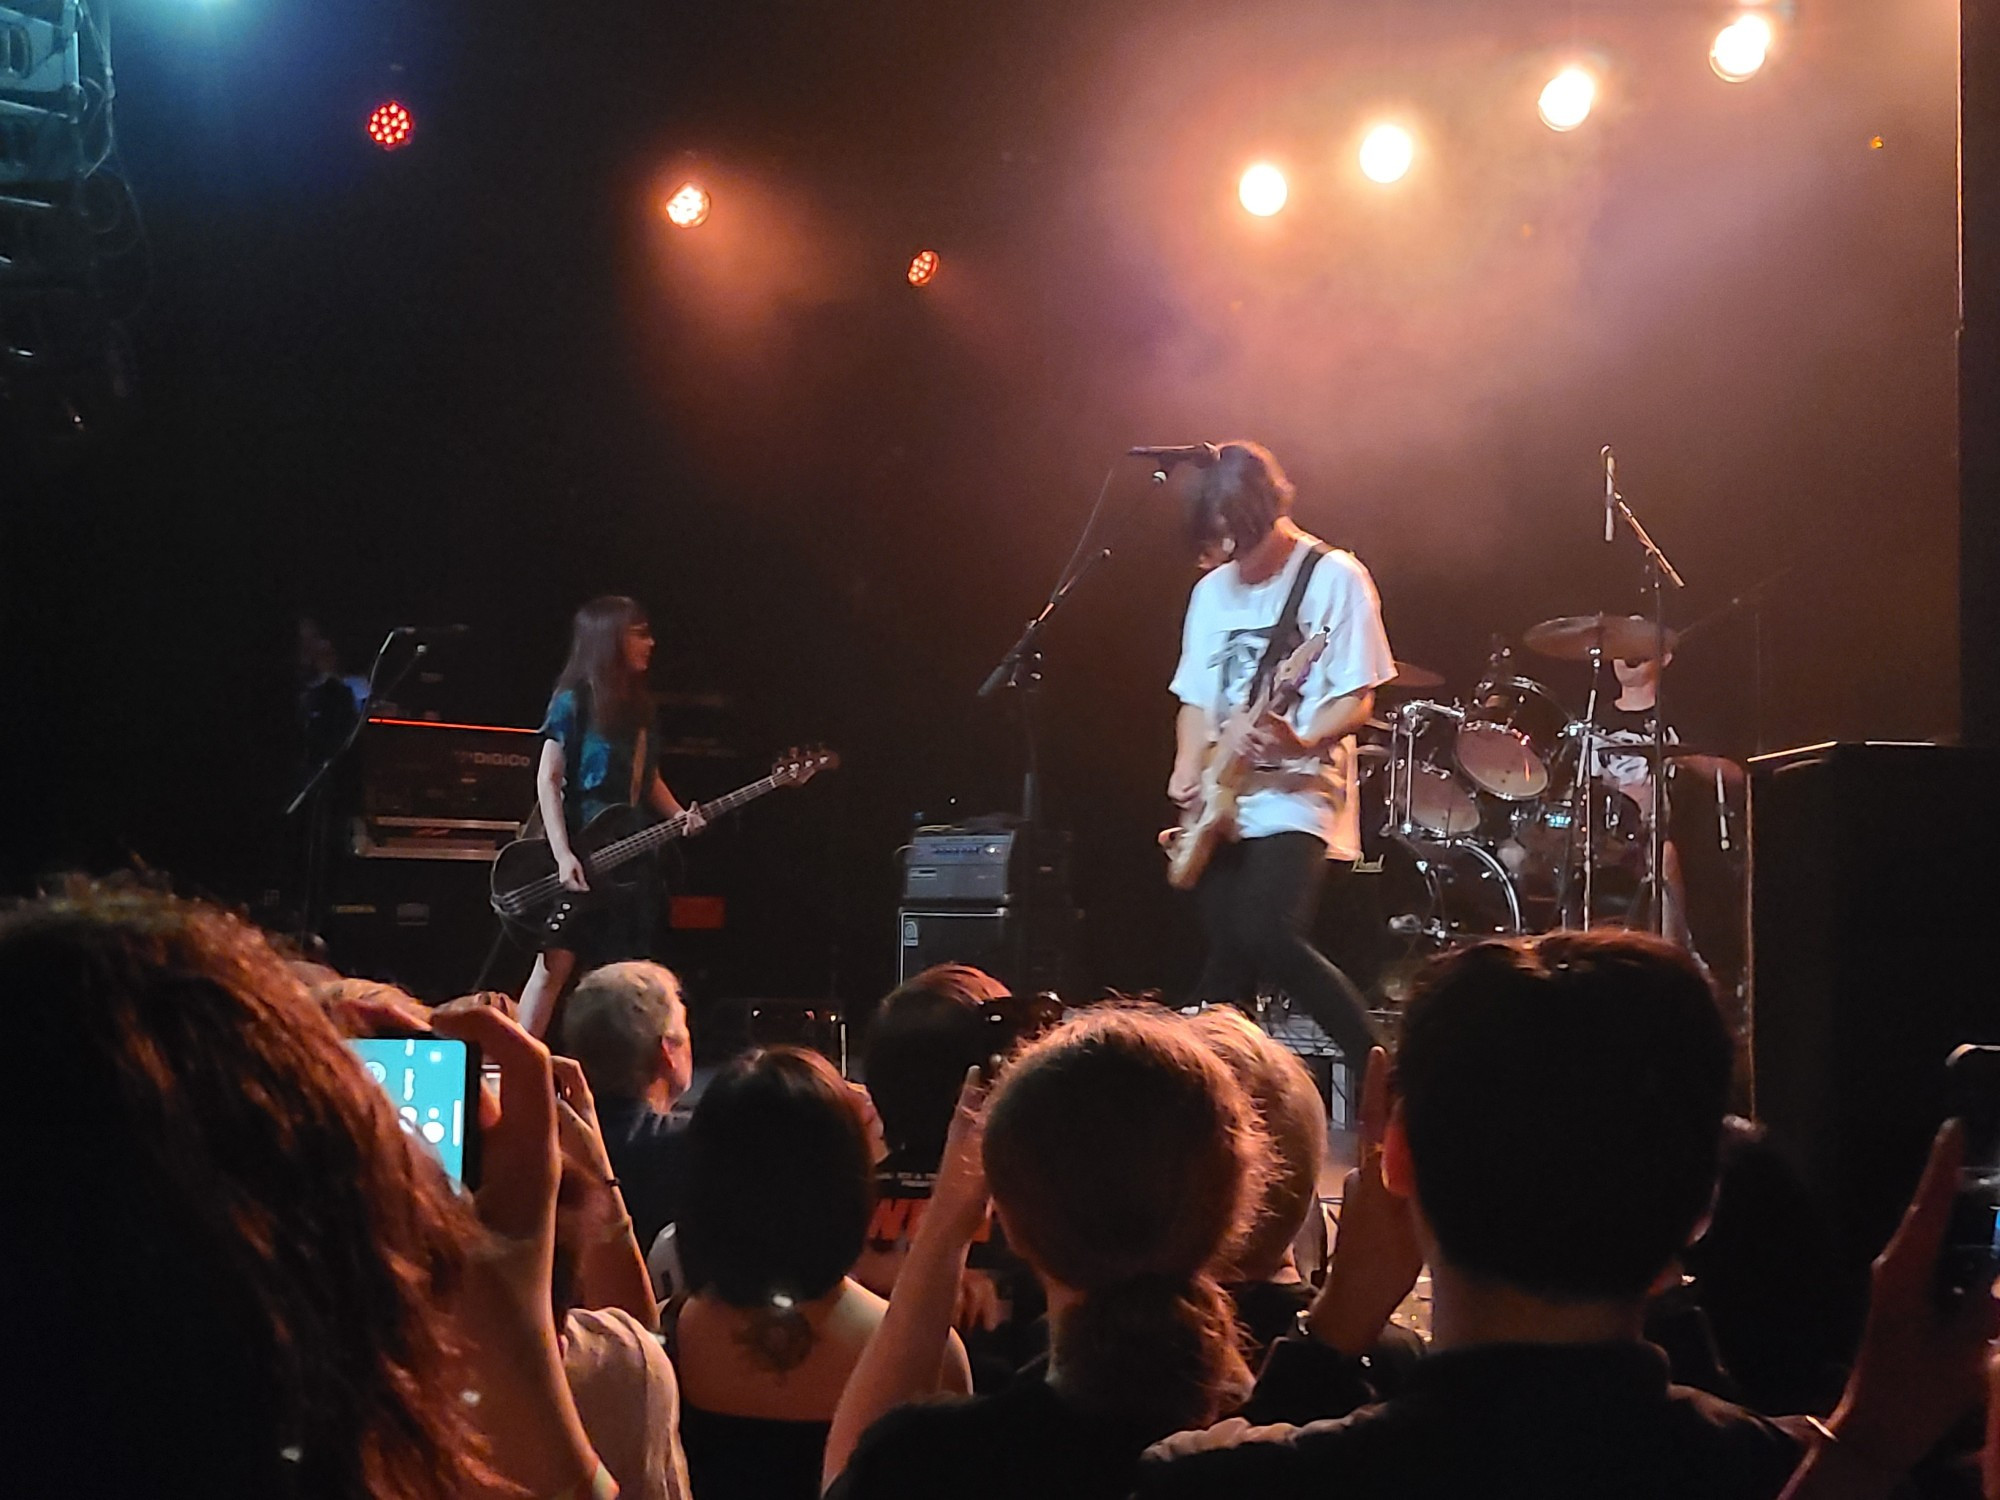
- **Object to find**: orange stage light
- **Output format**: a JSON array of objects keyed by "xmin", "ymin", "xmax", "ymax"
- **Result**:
[
  {"xmin": 664, "ymin": 182, "xmax": 711, "ymax": 228},
  {"xmin": 907, "ymin": 249, "xmax": 939, "ymax": 286}
]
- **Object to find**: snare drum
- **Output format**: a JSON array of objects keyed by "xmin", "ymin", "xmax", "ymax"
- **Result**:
[{"xmin": 1456, "ymin": 677, "xmax": 1572, "ymax": 800}]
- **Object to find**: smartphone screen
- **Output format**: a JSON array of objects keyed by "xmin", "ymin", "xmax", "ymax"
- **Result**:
[
  {"xmin": 350, "ymin": 1035, "xmax": 479, "ymax": 1189},
  {"xmin": 1941, "ymin": 1043, "xmax": 2000, "ymax": 1305}
]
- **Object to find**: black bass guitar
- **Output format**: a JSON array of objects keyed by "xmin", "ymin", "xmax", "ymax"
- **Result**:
[{"xmin": 489, "ymin": 746, "xmax": 838, "ymax": 939}]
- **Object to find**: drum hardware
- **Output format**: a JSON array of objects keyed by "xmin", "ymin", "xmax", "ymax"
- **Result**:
[{"xmin": 1385, "ymin": 700, "xmax": 1479, "ymax": 840}]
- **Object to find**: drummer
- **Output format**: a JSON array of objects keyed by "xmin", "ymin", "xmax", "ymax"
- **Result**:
[{"xmin": 1590, "ymin": 653, "xmax": 1689, "ymax": 946}]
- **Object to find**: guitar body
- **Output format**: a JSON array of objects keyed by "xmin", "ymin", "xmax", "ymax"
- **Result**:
[
  {"xmin": 1159, "ymin": 630, "xmax": 1329, "ymax": 893},
  {"xmin": 1162, "ymin": 751, "xmax": 1251, "ymax": 891},
  {"xmin": 490, "ymin": 804, "xmax": 661, "ymax": 942}
]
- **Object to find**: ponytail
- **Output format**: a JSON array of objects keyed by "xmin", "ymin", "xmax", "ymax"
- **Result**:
[{"xmin": 1053, "ymin": 1271, "xmax": 1252, "ymax": 1438}]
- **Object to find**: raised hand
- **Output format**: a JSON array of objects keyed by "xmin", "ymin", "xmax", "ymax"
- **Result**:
[{"xmin": 1309, "ymin": 1046, "xmax": 1424, "ymax": 1355}]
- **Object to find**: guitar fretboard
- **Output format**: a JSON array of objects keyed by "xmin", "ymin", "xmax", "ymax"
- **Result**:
[{"xmin": 590, "ymin": 768, "xmax": 806, "ymax": 873}]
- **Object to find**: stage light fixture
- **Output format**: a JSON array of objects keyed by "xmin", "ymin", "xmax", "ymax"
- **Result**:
[
  {"xmin": 1358, "ymin": 125, "xmax": 1415, "ymax": 185},
  {"xmin": 663, "ymin": 182, "xmax": 710, "ymax": 228},
  {"xmin": 906, "ymin": 249, "xmax": 939, "ymax": 286},
  {"xmin": 1537, "ymin": 67, "xmax": 1596, "ymax": 132},
  {"xmin": 366, "ymin": 100, "xmax": 413, "ymax": 150},
  {"xmin": 1710, "ymin": 12, "xmax": 1773, "ymax": 83},
  {"xmin": 1237, "ymin": 162, "xmax": 1288, "ymax": 217}
]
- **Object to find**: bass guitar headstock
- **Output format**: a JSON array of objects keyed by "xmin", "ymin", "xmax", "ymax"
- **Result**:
[{"xmin": 771, "ymin": 744, "xmax": 840, "ymax": 786}]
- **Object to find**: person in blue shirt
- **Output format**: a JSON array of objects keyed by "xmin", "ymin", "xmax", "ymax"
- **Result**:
[{"xmin": 520, "ymin": 596, "xmax": 704, "ymax": 1039}]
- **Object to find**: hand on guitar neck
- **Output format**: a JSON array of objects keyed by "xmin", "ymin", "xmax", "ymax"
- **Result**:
[{"xmin": 554, "ymin": 804, "xmax": 708, "ymax": 892}]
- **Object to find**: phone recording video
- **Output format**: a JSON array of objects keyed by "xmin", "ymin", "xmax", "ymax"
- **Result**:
[
  {"xmin": 350, "ymin": 1035, "xmax": 481, "ymax": 1189},
  {"xmin": 1940, "ymin": 1043, "xmax": 2000, "ymax": 1306}
]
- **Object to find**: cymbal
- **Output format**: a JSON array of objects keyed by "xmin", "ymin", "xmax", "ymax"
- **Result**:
[
  {"xmin": 1522, "ymin": 614, "xmax": 1678, "ymax": 663},
  {"xmin": 1382, "ymin": 659, "xmax": 1445, "ymax": 690},
  {"xmin": 1667, "ymin": 752, "xmax": 1746, "ymax": 783}
]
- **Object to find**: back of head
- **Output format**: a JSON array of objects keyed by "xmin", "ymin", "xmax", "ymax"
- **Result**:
[
  {"xmin": 678, "ymin": 1045, "xmax": 874, "ymax": 1306},
  {"xmin": 865, "ymin": 963, "xmax": 1011, "ymax": 1171},
  {"xmin": 1185, "ymin": 440, "xmax": 1295, "ymax": 554},
  {"xmin": 0, "ymin": 880, "xmax": 479, "ymax": 1499},
  {"xmin": 565, "ymin": 960, "xmax": 682, "ymax": 1099},
  {"xmin": 982, "ymin": 1006, "xmax": 1267, "ymax": 1438},
  {"xmin": 1187, "ymin": 1008, "xmax": 1327, "ymax": 1282},
  {"xmin": 1395, "ymin": 930, "xmax": 1733, "ymax": 1302}
]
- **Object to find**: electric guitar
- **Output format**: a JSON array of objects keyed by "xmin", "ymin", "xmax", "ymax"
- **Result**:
[
  {"xmin": 1159, "ymin": 631, "xmax": 1329, "ymax": 891},
  {"xmin": 490, "ymin": 746, "xmax": 838, "ymax": 939}
]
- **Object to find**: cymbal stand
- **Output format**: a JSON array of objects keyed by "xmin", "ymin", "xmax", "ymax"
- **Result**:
[{"xmin": 1567, "ymin": 646, "xmax": 1609, "ymax": 930}]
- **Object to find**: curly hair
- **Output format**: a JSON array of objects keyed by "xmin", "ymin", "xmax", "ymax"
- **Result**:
[{"xmin": 0, "ymin": 881, "xmax": 488, "ymax": 1499}]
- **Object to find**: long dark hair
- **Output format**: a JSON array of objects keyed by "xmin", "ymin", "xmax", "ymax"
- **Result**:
[
  {"xmin": 0, "ymin": 880, "xmax": 487, "ymax": 1499},
  {"xmin": 552, "ymin": 594, "xmax": 653, "ymax": 734},
  {"xmin": 981, "ymin": 1006, "xmax": 1268, "ymax": 1439},
  {"xmin": 1183, "ymin": 440, "xmax": 1296, "ymax": 555}
]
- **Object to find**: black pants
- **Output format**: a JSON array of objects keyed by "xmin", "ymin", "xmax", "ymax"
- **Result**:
[{"xmin": 1194, "ymin": 831, "xmax": 1380, "ymax": 1083}]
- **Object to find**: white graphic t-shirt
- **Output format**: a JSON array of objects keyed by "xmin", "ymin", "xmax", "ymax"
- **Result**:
[{"xmin": 1169, "ymin": 539, "xmax": 1396, "ymax": 860}]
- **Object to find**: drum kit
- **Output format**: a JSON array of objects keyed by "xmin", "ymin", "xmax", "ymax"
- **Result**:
[{"xmin": 1359, "ymin": 611, "xmax": 1746, "ymax": 984}]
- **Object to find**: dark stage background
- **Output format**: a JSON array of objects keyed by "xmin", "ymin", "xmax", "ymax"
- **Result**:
[{"xmin": 0, "ymin": 0, "xmax": 1961, "ymax": 1017}]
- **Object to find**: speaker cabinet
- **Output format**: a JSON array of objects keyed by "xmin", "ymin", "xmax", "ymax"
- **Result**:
[
  {"xmin": 896, "ymin": 905, "xmax": 1075, "ymax": 997},
  {"xmin": 1750, "ymin": 742, "xmax": 2000, "ymax": 1324},
  {"xmin": 322, "ymin": 855, "xmax": 529, "ymax": 1001}
]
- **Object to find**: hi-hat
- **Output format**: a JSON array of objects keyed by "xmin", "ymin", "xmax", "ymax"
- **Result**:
[{"xmin": 1522, "ymin": 614, "xmax": 1678, "ymax": 663}]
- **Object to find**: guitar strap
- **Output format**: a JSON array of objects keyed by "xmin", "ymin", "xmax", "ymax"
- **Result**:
[{"xmin": 1250, "ymin": 541, "xmax": 1331, "ymax": 702}]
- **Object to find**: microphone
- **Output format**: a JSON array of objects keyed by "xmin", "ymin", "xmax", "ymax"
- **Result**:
[
  {"xmin": 1128, "ymin": 443, "xmax": 1221, "ymax": 471},
  {"xmin": 1602, "ymin": 446, "xmax": 1616, "ymax": 544},
  {"xmin": 391, "ymin": 624, "xmax": 471, "ymax": 639}
]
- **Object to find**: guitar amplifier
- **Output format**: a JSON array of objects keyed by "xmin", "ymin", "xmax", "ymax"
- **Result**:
[
  {"xmin": 896, "ymin": 904, "xmax": 1076, "ymax": 998},
  {"xmin": 356, "ymin": 717, "xmax": 539, "ymax": 860},
  {"xmin": 902, "ymin": 822, "xmax": 1071, "ymax": 906}
]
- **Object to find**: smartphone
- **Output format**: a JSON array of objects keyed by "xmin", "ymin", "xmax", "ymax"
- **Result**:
[
  {"xmin": 1939, "ymin": 1043, "xmax": 2000, "ymax": 1305},
  {"xmin": 349, "ymin": 1034, "xmax": 481, "ymax": 1190}
]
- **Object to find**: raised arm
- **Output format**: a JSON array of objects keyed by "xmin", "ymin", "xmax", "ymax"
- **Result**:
[{"xmin": 822, "ymin": 1069, "xmax": 985, "ymax": 1491}]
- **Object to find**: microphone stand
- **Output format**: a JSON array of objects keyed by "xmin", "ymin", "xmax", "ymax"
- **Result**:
[
  {"xmin": 979, "ymin": 457, "xmax": 1168, "ymax": 824},
  {"xmin": 1607, "ymin": 482, "xmax": 1687, "ymax": 937},
  {"xmin": 284, "ymin": 630, "xmax": 429, "ymax": 944},
  {"xmin": 978, "ymin": 546, "xmax": 1111, "ymax": 824}
]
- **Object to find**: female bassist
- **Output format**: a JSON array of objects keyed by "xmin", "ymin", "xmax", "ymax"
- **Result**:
[{"xmin": 519, "ymin": 595, "xmax": 705, "ymax": 1038}]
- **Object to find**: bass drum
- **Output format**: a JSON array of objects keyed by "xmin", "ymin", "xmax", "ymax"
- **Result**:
[{"xmin": 1353, "ymin": 837, "xmax": 1522, "ymax": 1003}]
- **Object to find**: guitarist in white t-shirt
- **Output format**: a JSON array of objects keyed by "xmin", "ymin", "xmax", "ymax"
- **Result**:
[{"xmin": 1165, "ymin": 442, "xmax": 1398, "ymax": 1084}]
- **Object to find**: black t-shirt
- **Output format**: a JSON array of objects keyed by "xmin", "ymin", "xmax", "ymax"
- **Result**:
[
  {"xmin": 593, "ymin": 1095, "xmax": 688, "ymax": 1252},
  {"xmin": 1137, "ymin": 1341, "xmax": 1803, "ymax": 1500},
  {"xmin": 827, "ymin": 1369, "xmax": 1164, "ymax": 1500}
]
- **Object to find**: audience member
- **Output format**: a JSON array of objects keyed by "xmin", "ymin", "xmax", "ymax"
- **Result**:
[
  {"xmin": 671, "ymin": 1045, "xmax": 970, "ymax": 1500},
  {"xmin": 1186, "ymin": 1006, "xmax": 1329, "ymax": 1365},
  {"xmin": 859, "ymin": 963, "xmax": 1013, "ymax": 1274},
  {"xmin": 1140, "ymin": 930, "xmax": 1806, "ymax": 1499},
  {"xmin": 1774, "ymin": 1120, "xmax": 1995, "ymax": 1500},
  {"xmin": 824, "ymin": 1003, "xmax": 1272, "ymax": 1499},
  {"xmin": 853, "ymin": 963, "xmax": 1043, "ymax": 1382},
  {"xmin": 1, "ymin": 880, "xmax": 611, "ymax": 1499},
  {"xmin": 547, "ymin": 1052, "xmax": 690, "ymax": 1500},
  {"xmin": 562, "ymin": 959, "xmax": 695, "ymax": 1252}
]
